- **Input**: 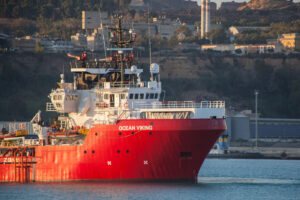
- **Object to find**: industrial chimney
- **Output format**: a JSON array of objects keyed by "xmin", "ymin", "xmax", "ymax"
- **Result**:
[{"xmin": 200, "ymin": 0, "xmax": 211, "ymax": 39}]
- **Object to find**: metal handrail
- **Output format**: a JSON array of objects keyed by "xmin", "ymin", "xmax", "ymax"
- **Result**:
[
  {"xmin": 93, "ymin": 81, "xmax": 140, "ymax": 89},
  {"xmin": 132, "ymin": 101, "xmax": 225, "ymax": 109}
]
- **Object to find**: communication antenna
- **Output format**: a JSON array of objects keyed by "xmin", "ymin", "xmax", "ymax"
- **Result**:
[
  {"xmin": 99, "ymin": 0, "xmax": 107, "ymax": 58},
  {"xmin": 148, "ymin": 4, "xmax": 152, "ymax": 65}
]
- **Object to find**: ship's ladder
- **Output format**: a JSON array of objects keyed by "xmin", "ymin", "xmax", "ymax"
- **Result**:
[
  {"xmin": 13, "ymin": 147, "xmax": 34, "ymax": 183},
  {"xmin": 116, "ymin": 110, "xmax": 130, "ymax": 121}
]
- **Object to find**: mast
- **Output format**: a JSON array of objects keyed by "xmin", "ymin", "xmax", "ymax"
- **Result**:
[
  {"xmin": 108, "ymin": 16, "xmax": 135, "ymax": 86},
  {"xmin": 148, "ymin": 5, "xmax": 152, "ymax": 65},
  {"xmin": 117, "ymin": 18, "xmax": 124, "ymax": 85},
  {"xmin": 99, "ymin": 0, "xmax": 107, "ymax": 58}
]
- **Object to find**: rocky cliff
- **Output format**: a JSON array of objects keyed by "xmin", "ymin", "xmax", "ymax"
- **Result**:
[{"xmin": 237, "ymin": 0, "xmax": 298, "ymax": 11}]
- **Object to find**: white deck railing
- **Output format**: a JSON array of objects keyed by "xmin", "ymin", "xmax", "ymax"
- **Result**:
[{"xmin": 132, "ymin": 101, "xmax": 225, "ymax": 109}]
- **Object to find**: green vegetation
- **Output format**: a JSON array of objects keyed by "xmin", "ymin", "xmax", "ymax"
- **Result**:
[
  {"xmin": 0, "ymin": 53, "xmax": 64, "ymax": 120},
  {"xmin": 233, "ymin": 20, "xmax": 300, "ymax": 44},
  {"xmin": 1, "ymin": 53, "xmax": 300, "ymax": 120},
  {"xmin": 207, "ymin": 28, "xmax": 228, "ymax": 44},
  {"xmin": 0, "ymin": 0, "xmax": 131, "ymax": 19},
  {"xmin": 174, "ymin": 25, "xmax": 192, "ymax": 38},
  {"xmin": 160, "ymin": 53, "xmax": 300, "ymax": 118},
  {"xmin": 0, "ymin": 0, "xmax": 131, "ymax": 39}
]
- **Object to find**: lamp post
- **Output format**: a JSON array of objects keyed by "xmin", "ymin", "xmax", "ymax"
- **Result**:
[{"xmin": 255, "ymin": 90, "xmax": 259, "ymax": 148}]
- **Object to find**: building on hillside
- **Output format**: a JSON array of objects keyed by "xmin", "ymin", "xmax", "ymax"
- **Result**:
[
  {"xmin": 71, "ymin": 33, "xmax": 87, "ymax": 49},
  {"xmin": 185, "ymin": 0, "xmax": 201, "ymax": 11},
  {"xmin": 201, "ymin": 44, "xmax": 235, "ymax": 52},
  {"xmin": 71, "ymin": 11, "xmax": 109, "ymax": 52},
  {"xmin": 228, "ymin": 26, "xmax": 269, "ymax": 42},
  {"xmin": 129, "ymin": 0, "xmax": 147, "ymax": 10},
  {"xmin": 12, "ymin": 36, "xmax": 38, "ymax": 52},
  {"xmin": 158, "ymin": 22, "xmax": 180, "ymax": 39},
  {"xmin": 279, "ymin": 33, "xmax": 300, "ymax": 51},
  {"xmin": 228, "ymin": 26, "xmax": 268, "ymax": 36},
  {"xmin": 131, "ymin": 21, "xmax": 156, "ymax": 37},
  {"xmin": 201, "ymin": 44, "xmax": 282, "ymax": 54},
  {"xmin": 219, "ymin": 1, "xmax": 246, "ymax": 11},
  {"xmin": 234, "ymin": 44, "xmax": 282, "ymax": 54},
  {"xmin": 86, "ymin": 28, "xmax": 106, "ymax": 52},
  {"xmin": 45, "ymin": 39, "xmax": 74, "ymax": 53},
  {"xmin": 82, "ymin": 11, "xmax": 109, "ymax": 31},
  {"xmin": 209, "ymin": 2, "xmax": 217, "ymax": 14},
  {"xmin": 155, "ymin": 18, "xmax": 181, "ymax": 39}
]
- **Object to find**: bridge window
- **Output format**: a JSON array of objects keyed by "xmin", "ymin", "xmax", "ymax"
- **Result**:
[
  {"xmin": 135, "ymin": 94, "xmax": 139, "ymax": 99},
  {"xmin": 146, "ymin": 93, "xmax": 150, "ymax": 99},
  {"xmin": 150, "ymin": 93, "xmax": 154, "ymax": 99},
  {"xmin": 129, "ymin": 94, "xmax": 134, "ymax": 99},
  {"xmin": 154, "ymin": 93, "xmax": 158, "ymax": 99},
  {"xmin": 140, "ymin": 93, "xmax": 144, "ymax": 99}
]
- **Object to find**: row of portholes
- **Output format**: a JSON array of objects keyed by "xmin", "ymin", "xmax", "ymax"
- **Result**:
[
  {"xmin": 117, "ymin": 149, "xmax": 130, "ymax": 153},
  {"xmin": 84, "ymin": 150, "xmax": 95, "ymax": 154},
  {"xmin": 83, "ymin": 149, "xmax": 130, "ymax": 154}
]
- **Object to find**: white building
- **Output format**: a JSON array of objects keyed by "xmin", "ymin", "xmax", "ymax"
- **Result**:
[
  {"xmin": 228, "ymin": 26, "xmax": 268, "ymax": 36},
  {"xmin": 201, "ymin": 44, "xmax": 282, "ymax": 54},
  {"xmin": 71, "ymin": 11, "xmax": 109, "ymax": 52},
  {"xmin": 82, "ymin": 11, "xmax": 109, "ymax": 30}
]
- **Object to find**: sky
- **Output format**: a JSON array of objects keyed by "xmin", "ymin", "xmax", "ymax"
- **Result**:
[{"xmin": 193, "ymin": 0, "xmax": 300, "ymax": 8}]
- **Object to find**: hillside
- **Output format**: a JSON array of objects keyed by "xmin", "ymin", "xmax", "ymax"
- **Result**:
[
  {"xmin": 237, "ymin": 0, "xmax": 298, "ymax": 11},
  {"xmin": 1, "ymin": 52, "xmax": 300, "ymax": 121},
  {"xmin": 145, "ymin": 0, "xmax": 187, "ymax": 10}
]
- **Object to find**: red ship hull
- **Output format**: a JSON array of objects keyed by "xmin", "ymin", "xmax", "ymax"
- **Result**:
[{"xmin": 0, "ymin": 119, "xmax": 226, "ymax": 182}]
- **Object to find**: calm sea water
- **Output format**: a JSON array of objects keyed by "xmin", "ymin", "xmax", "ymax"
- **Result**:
[{"xmin": 0, "ymin": 159, "xmax": 299, "ymax": 200}]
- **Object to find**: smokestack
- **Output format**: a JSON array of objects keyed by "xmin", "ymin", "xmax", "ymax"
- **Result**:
[
  {"xmin": 201, "ymin": 0, "xmax": 206, "ymax": 39},
  {"xmin": 205, "ymin": 0, "xmax": 210, "ymax": 35}
]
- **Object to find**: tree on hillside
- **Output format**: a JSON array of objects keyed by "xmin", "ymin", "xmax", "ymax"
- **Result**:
[
  {"xmin": 174, "ymin": 25, "xmax": 192, "ymax": 38},
  {"xmin": 233, "ymin": 30, "xmax": 267, "ymax": 44},
  {"xmin": 207, "ymin": 28, "xmax": 228, "ymax": 44},
  {"xmin": 0, "ymin": 0, "xmax": 132, "ymax": 19}
]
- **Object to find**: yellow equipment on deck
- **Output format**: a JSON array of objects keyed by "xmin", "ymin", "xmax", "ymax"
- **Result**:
[{"xmin": 15, "ymin": 130, "xmax": 28, "ymax": 136}]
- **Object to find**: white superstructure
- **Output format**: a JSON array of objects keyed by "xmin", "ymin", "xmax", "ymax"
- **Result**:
[{"xmin": 45, "ymin": 17, "xmax": 225, "ymax": 130}]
